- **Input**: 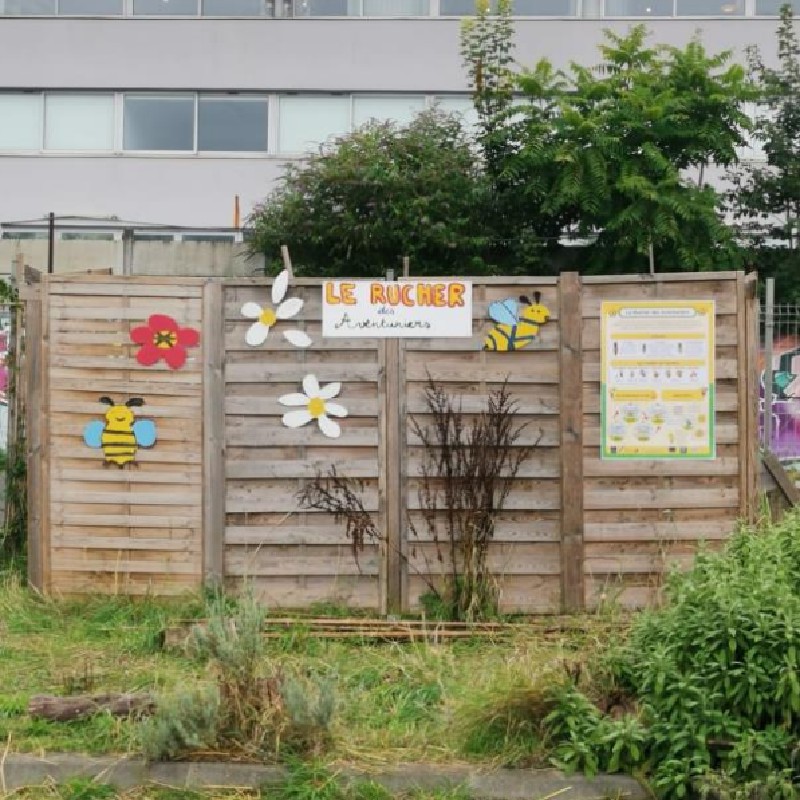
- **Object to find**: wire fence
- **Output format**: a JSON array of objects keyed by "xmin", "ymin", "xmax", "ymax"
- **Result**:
[{"xmin": 760, "ymin": 289, "xmax": 800, "ymax": 466}]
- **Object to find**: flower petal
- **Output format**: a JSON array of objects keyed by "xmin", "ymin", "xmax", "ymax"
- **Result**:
[
  {"xmin": 324, "ymin": 402, "xmax": 348, "ymax": 418},
  {"xmin": 302, "ymin": 374, "xmax": 320, "ymax": 397},
  {"xmin": 319, "ymin": 381, "xmax": 341, "ymax": 400},
  {"xmin": 278, "ymin": 393, "xmax": 309, "ymax": 407},
  {"xmin": 283, "ymin": 409, "xmax": 313, "ymax": 429},
  {"xmin": 283, "ymin": 329, "xmax": 312, "ymax": 348},
  {"xmin": 272, "ymin": 270, "xmax": 289, "ymax": 305},
  {"xmin": 241, "ymin": 302, "xmax": 263, "ymax": 319},
  {"xmin": 276, "ymin": 297, "xmax": 303, "ymax": 320},
  {"xmin": 164, "ymin": 346, "xmax": 188, "ymax": 370},
  {"xmin": 135, "ymin": 345, "xmax": 161, "ymax": 366},
  {"xmin": 148, "ymin": 314, "xmax": 178, "ymax": 332},
  {"xmin": 318, "ymin": 415, "xmax": 341, "ymax": 439},
  {"xmin": 177, "ymin": 327, "xmax": 200, "ymax": 347},
  {"xmin": 130, "ymin": 325, "xmax": 153, "ymax": 345},
  {"xmin": 245, "ymin": 322, "xmax": 270, "ymax": 347}
]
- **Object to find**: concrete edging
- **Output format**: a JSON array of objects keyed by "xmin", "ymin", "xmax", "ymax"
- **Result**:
[{"xmin": 0, "ymin": 754, "xmax": 649, "ymax": 799}]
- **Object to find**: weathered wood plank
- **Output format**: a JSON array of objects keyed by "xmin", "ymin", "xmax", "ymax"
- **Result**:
[{"xmin": 559, "ymin": 272, "xmax": 583, "ymax": 612}]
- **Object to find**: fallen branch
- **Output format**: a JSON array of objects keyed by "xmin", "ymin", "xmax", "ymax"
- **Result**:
[{"xmin": 28, "ymin": 692, "xmax": 155, "ymax": 722}]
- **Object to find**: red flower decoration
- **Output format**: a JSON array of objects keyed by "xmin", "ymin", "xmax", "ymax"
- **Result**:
[{"xmin": 130, "ymin": 314, "xmax": 199, "ymax": 370}]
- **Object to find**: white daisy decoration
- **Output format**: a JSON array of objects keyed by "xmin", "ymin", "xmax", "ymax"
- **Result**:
[
  {"xmin": 279, "ymin": 375, "xmax": 348, "ymax": 439},
  {"xmin": 241, "ymin": 269, "xmax": 312, "ymax": 348}
]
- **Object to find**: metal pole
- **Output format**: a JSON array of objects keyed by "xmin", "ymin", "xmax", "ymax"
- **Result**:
[
  {"xmin": 764, "ymin": 278, "xmax": 775, "ymax": 452},
  {"xmin": 47, "ymin": 211, "xmax": 55, "ymax": 274},
  {"xmin": 122, "ymin": 228, "xmax": 134, "ymax": 276},
  {"xmin": 648, "ymin": 241, "xmax": 655, "ymax": 275}
]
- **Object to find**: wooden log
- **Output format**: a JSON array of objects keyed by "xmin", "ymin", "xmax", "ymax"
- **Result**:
[{"xmin": 28, "ymin": 692, "xmax": 155, "ymax": 722}]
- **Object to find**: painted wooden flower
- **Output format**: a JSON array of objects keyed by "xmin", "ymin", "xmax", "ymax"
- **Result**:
[
  {"xmin": 130, "ymin": 314, "xmax": 199, "ymax": 370},
  {"xmin": 279, "ymin": 375, "xmax": 348, "ymax": 439},
  {"xmin": 241, "ymin": 269, "xmax": 311, "ymax": 348}
]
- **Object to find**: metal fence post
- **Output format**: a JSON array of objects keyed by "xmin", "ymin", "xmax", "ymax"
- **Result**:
[{"xmin": 764, "ymin": 278, "xmax": 775, "ymax": 452}]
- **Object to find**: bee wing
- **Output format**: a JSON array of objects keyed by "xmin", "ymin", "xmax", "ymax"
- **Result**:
[
  {"xmin": 488, "ymin": 299, "xmax": 518, "ymax": 326},
  {"xmin": 133, "ymin": 419, "xmax": 157, "ymax": 448},
  {"xmin": 83, "ymin": 420, "xmax": 104, "ymax": 449}
]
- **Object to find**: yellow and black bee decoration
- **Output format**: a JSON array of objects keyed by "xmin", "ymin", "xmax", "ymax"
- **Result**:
[
  {"xmin": 83, "ymin": 396, "xmax": 157, "ymax": 467},
  {"xmin": 484, "ymin": 292, "xmax": 551, "ymax": 352}
]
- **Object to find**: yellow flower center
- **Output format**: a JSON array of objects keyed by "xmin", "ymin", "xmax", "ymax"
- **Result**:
[
  {"xmin": 153, "ymin": 330, "xmax": 177, "ymax": 349},
  {"xmin": 259, "ymin": 307, "xmax": 277, "ymax": 327},
  {"xmin": 307, "ymin": 397, "xmax": 326, "ymax": 419}
]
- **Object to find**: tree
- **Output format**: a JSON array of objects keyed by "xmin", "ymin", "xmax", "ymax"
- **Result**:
[
  {"xmin": 510, "ymin": 26, "xmax": 751, "ymax": 273},
  {"xmin": 728, "ymin": 4, "xmax": 800, "ymax": 297},
  {"xmin": 247, "ymin": 111, "xmax": 494, "ymax": 277},
  {"xmin": 460, "ymin": 6, "xmax": 752, "ymax": 274}
]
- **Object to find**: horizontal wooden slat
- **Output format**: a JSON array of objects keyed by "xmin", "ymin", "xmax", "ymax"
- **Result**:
[{"xmin": 583, "ymin": 487, "xmax": 738, "ymax": 510}]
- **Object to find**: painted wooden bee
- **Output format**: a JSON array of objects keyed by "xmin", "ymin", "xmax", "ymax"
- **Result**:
[
  {"xmin": 484, "ymin": 292, "xmax": 551, "ymax": 352},
  {"xmin": 83, "ymin": 397, "xmax": 157, "ymax": 467}
]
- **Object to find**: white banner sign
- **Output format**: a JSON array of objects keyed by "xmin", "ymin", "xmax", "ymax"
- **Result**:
[{"xmin": 322, "ymin": 280, "xmax": 473, "ymax": 338}]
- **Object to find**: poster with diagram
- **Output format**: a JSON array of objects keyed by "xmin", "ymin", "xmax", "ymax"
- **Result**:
[{"xmin": 601, "ymin": 300, "xmax": 715, "ymax": 460}]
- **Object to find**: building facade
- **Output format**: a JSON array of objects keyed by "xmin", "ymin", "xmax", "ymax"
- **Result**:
[{"xmin": 0, "ymin": 0, "xmax": 795, "ymax": 234}]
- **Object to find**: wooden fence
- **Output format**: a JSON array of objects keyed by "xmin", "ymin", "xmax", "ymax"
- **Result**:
[{"xmin": 21, "ymin": 270, "xmax": 759, "ymax": 613}]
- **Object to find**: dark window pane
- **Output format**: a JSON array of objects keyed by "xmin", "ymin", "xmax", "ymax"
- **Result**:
[
  {"xmin": 293, "ymin": 0, "xmax": 349, "ymax": 14},
  {"xmin": 362, "ymin": 0, "xmax": 428, "ymax": 13},
  {"xmin": 133, "ymin": 0, "xmax": 197, "ymax": 13},
  {"xmin": 198, "ymin": 97, "xmax": 268, "ymax": 151},
  {"xmin": 676, "ymin": 0, "xmax": 742, "ymax": 14},
  {"xmin": 440, "ymin": 0, "xmax": 497, "ymax": 13},
  {"xmin": 604, "ymin": 0, "xmax": 672, "ymax": 14},
  {"xmin": 756, "ymin": 0, "xmax": 800, "ymax": 12},
  {"xmin": 202, "ymin": 0, "xmax": 273, "ymax": 13},
  {"xmin": 513, "ymin": 0, "xmax": 577, "ymax": 13},
  {"xmin": 0, "ymin": 0, "xmax": 55, "ymax": 13},
  {"xmin": 123, "ymin": 96, "xmax": 195, "ymax": 151},
  {"xmin": 58, "ymin": 0, "xmax": 122, "ymax": 12}
]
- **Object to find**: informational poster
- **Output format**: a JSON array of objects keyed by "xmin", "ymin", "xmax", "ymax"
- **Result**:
[
  {"xmin": 601, "ymin": 301, "xmax": 715, "ymax": 460},
  {"xmin": 322, "ymin": 280, "xmax": 473, "ymax": 338}
]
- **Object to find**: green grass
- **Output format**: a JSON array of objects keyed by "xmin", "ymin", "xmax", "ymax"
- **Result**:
[{"xmin": 0, "ymin": 571, "xmax": 609, "ymax": 767}]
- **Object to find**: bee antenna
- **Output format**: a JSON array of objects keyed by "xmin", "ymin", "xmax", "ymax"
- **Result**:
[
  {"xmin": 533, "ymin": 291, "xmax": 542, "ymax": 304},
  {"xmin": 519, "ymin": 295, "xmax": 531, "ymax": 305},
  {"xmin": 126, "ymin": 397, "xmax": 145, "ymax": 408},
  {"xmin": 99, "ymin": 396, "xmax": 114, "ymax": 406}
]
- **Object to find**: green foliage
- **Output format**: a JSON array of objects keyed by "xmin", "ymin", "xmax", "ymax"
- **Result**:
[
  {"xmin": 139, "ymin": 686, "xmax": 220, "ymax": 762},
  {"xmin": 729, "ymin": 4, "xmax": 800, "ymax": 296},
  {"xmin": 538, "ymin": 511, "xmax": 800, "ymax": 799},
  {"xmin": 511, "ymin": 26, "xmax": 750, "ymax": 274},
  {"xmin": 247, "ymin": 112, "xmax": 493, "ymax": 277},
  {"xmin": 142, "ymin": 592, "xmax": 336, "ymax": 761},
  {"xmin": 51, "ymin": 779, "xmax": 117, "ymax": 800}
]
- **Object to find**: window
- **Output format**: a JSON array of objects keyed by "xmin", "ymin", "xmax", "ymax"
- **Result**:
[
  {"xmin": 604, "ymin": 0, "xmax": 672, "ymax": 13},
  {"xmin": 202, "ymin": 0, "xmax": 274, "ymax": 13},
  {"xmin": 352, "ymin": 95, "xmax": 426, "ymax": 128},
  {"xmin": 756, "ymin": 0, "xmax": 800, "ymax": 13},
  {"xmin": 279, "ymin": 95, "xmax": 350, "ymax": 153},
  {"xmin": 58, "ymin": 0, "xmax": 123, "ymax": 13},
  {"xmin": 293, "ymin": 0, "xmax": 351, "ymax": 14},
  {"xmin": 434, "ymin": 95, "xmax": 479, "ymax": 131},
  {"xmin": 133, "ymin": 0, "xmax": 197, "ymax": 13},
  {"xmin": 362, "ymin": 0, "xmax": 428, "ymax": 13},
  {"xmin": 0, "ymin": 0, "xmax": 55, "ymax": 13},
  {"xmin": 45, "ymin": 95, "xmax": 115, "ymax": 150},
  {"xmin": 198, "ymin": 96, "xmax": 268, "ymax": 151},
  {"xmin": 123, "ymin": 95, "xmax": 195, "ymax": 151},
  {"xmin": 440, "ymin": 0, "xmax": 496, "ymax": 12},
  {"xmin": 675, "ymin": 0, "xmax": 743, "ymax": 13},
  {"xmin": 512, "ymin": 0, "xmax": 578, "ymax": 13},
  {"xmin": 0, "ymin": 94, "xmax": 42, "ymax": 150},
  {"xmin": 61, "ymin": 231, "xmax": 115, "ymax": 240},
  {"xmin": 182, "ymin": 234, "xmax": 236, "ymax": 242}
]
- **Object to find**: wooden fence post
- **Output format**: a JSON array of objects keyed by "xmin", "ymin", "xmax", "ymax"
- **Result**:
[
  {"xmin": 202, "ymin": 280, "xmax": 225, "ymax": 586},
  {"xmin": 559, "ymin": 272, "xmax": 585, "ymax": 613},
  {"xmin": 742, "ymin": 272, "xmax": 760, "ymax": 521}
]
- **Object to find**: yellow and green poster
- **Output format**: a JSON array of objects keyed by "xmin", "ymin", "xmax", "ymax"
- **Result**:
[{"xmin": 601, "ymin": 300, "xmax": 715, "ymax": 460}]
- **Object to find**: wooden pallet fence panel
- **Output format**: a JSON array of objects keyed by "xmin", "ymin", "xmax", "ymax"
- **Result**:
[
  {"xmin": 402, "ymin": 280, "xmax": 563, "ymax": 614},
  {"xmin": 45, "ymin": 276, "xmax": 205, "ymax": 595},
  {"xmin": 581, "ymin": 274, "xmax": 744, "ymax": 610},
  {"xmin": 222, "ymin": 281, "xmax": 382, "ymax": 610}
]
